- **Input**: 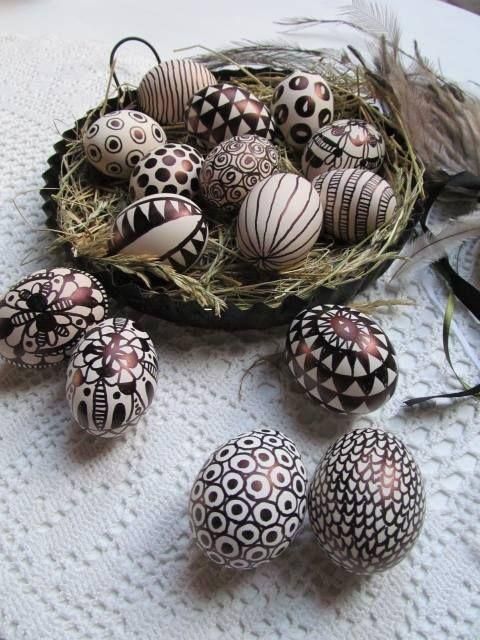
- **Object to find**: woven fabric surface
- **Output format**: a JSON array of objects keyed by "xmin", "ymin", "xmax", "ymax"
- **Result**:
[{"xmin": 0, "ymin": 35, "xmax": 479, "ymax": 640}]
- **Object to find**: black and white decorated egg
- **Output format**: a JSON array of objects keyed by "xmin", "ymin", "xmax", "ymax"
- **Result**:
[
  {"xmin": 0, "ymin": 268, "xmax": 107, "ymax": 368},
  {"xmin": 271, "ymin": 71, "xmax": 334, "ymax": 151},
  {"xmin": 308, "ymin": 428, "xmax": 426, "ymax": 574},
  {"xmin": 66, "ymin": 318, "xmax": 158, "ymax": 438},
  {"xmin": 189, "ymin": 429, "xmax": 308, "ymax": 569},
  {"xmin": 200, "ymin": 134, "xmax": 279, "ymax": 211},
  {"xmin": 285, "ymin": 305, "xmax": 398, "ymax": 414},
  {"xmin": 236, "ymin": 173, "xmax": 323, "ymax": 271},
  {"xmin": 109, "ymin": 194, "xmax": 208, "ymax": 271},
  {"xmin": 138, "ymin": 59, "xmax": 216, "ymax": 125},
  {"xmin": 302, "ymin": 119, "xmax": 386, "ymax": 179},
  {"xmin": 312, "ymin": 168, "xmax": 397, "ymax": 244},
  {"xmin": 129, "ymin": 143, "xmax": 203, "ymax": 201},
  {"xmin": 83, "ymin": 110, "xmax": 166, "ymax": 179},
  {"xmin": 184, "ymin": 83, "xmax": 275, "ymax": 151}
]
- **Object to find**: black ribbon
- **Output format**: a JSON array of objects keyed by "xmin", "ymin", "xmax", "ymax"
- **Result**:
[{"xmin": 405, "ymin": 170, "xmax": 480, "ymax": 406}]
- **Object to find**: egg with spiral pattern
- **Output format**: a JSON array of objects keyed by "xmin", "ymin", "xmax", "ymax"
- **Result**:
[
  {"xmin": 189, "ymin": 429, "xmax": 308, "ymax": 569},
  {"xmin": 285, "ymin": 304, "xmax": 398, "ymax": 414},
  {"xmin": 200, "ymin": 134, "xmax": 279, "ymax": 211},
  {"xmin": 308, "ymin": 428, "xmax": 426, "ymax": 574},
  {"xmin": 66, "ymin": 318, "xmax": 158, "ymax": 438}
]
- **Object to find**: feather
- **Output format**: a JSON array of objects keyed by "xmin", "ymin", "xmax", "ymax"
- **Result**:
[
  {"xmin": 387, "ymin": 212, "xmax": 480, "ymax": 282},
  {"xmin": 341, "ymin": 0, "xmax": 400, "ymax": 47}
]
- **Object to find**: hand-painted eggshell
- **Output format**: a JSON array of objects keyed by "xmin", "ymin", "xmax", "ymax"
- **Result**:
[
  {"xmin": 66, "ymin": 318, "xmax": 158, "ymax": 438},
  {"xmin": 200, "ymin": 135, "xmax": 279, "ymax": 211},
  {"xmin": 185, "ymin": 83, "xmax": 275, "ymax": 151},
  {"xmin": 312, "ymin": 168, "xmax": 397, "ymax": 243},
  {"xmin": 109, "ymin": 194, "xmax": 208, "ymax": 271},
  {"xmin": 129, "ymin": 143, "xmax": 203, "ymax": 201},
  {"xmin": 138, "ymin": 59, "xmax": 216, "ymax": 125},
  {"xmin": 83, "ymin": 110, "xmax": 166, "ymax": 179},
  {"xmin": 308, "ymin": 428, "xmax": 426, "ymax": 573},
  {"xmin": 189, "ymin": 429, "xmax": 308, "ymax": 569},
  {"xmin": 0, "ymin": 268, "xmax": 107, "ymax": 368},
  {"xmin": 271, "ymin": 71, "xmax": 333, "ymax": 151},
  {"xmin": 302, "ymin": 119, "xmax": 386, "ymax": 179},
  {"xmin": 236, "ymin": 173, "xmax": 323, "ymax": 271},
  {"xmin": 285, "ymin": 304, "xmax": 398, "ymax": 414}
]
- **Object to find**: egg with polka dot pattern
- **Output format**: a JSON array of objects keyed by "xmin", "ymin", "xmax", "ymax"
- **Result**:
[
  {"xmin": 129, "ymin": 143, "xmax": 203, "ymax": 201},
  {"xmin": 189, "ymin": 429, "xmax": 308, "ymax": 569},
  {"xmin": 271, "ymin": 71, "xmax": 334, "ymax": 152},
  {"xmin": 83, "ymin": 110, "xmax": 166, "ymax": 179}
]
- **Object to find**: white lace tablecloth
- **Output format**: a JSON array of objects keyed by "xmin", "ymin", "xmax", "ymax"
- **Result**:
[{"xmin": 0, "ymin": 36, "xmax": 479, "ymax": 640}]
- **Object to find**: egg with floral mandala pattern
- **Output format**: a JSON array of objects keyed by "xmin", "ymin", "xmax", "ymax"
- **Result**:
[
  {"xmin": 66, "ymin": 318, "xmax": 158, "ymax": 437},
  {"xmin": 189, "ymin": 429, "xmax": 308, "ymax": 569},
  {"xmin": 285, "ymin": 304, "xmax": 398, "ymax": 414},
  {"xmin": 200, "ymin": 134, "xmax": 279, "ymax": 211},
  {"xmin": 0, "ymin": 268, "xmax": 107, "ymax": 368}
]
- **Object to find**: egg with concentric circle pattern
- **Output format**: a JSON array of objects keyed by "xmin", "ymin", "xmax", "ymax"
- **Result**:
[
  {"xmin": 83, "ymin": 110, "xmax": 166, "ymax": 179},
  {"xmin": 189, "ymin": 429, "xmax": 308, "ymax": 569},
  {"xmin": 308, "ymin": 428, "xmax": 426, "ymax": 574}
]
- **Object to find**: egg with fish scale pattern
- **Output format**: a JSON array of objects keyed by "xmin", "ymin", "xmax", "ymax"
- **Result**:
[
  {"xmin": 66, "ymin": 318, "xmax": 159, "ymax": 438},
  {"xmin": 83, "ymin": 110, "xmax": 166, "ymax": 179},
  {"xmin": 189, "ymin": 429, "xmax": 308, "ymax": 569},
  {"xmin": 308, "ymin": 428, "xmax": 426, "ymax": 574}
]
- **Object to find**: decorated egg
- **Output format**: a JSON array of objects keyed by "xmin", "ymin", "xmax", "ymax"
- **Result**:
[
  {"xmin": 302, "ymin": 119, "xmax": 386, "ymax": 179},
  {"xmin": 138, "ymin": 59, "xmax": 216, "ymax": 125},
  {"xmin": 271, "ymin": 71, "xmax": 334, "ymax": 151},
  {"xmin": 66, "ymin": 318, "xmax": 158, "ymax": 438},
  {"xmin": 312, "ymin": 168, "xmax": 397, "ymax": 243},
  {"xmin": 184, "ymin": 83, "xmax": 275, "ymax": 151},
  {"xmin": 200, "ymin": 135, "xmax": 279, "ymax": 211},
  {"xmin": 308, "ymin": 428, "xmax": 426, "ymax": 574},
  {"xmin": 0, "ymin": 268, "xmax": 107, "ymax": 368},
  {"xmin": 83, "ymin": 110, "xmax": 166, "ymax": 179},
  {"xmin": 189, "ymin": 429, "xmax": 308, "ymax": 569},
  {"xmin": 109, "ymin": 194, "xmax": 208, "ymax": 271},
  {"xmin": 285, "ymin": 304, "xmax": 398, "ymax": 414},
  {"xmin": 236, "ymin": 173, "xmax": 323, "ymax": 271},
  {"xmin": 129, "ymin": 143, "xmax": 203, "ymax": 201}
]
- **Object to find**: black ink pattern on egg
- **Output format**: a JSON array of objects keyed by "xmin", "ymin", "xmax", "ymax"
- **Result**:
[
  {"xmin": 66, "ymin": 318, "xmax": 159, "ymax": 438},
  {"xmin": 189, "ymin": 429, "xmax": 308, "ymax": 569},
  {"xmin": 312, "ymin": 168, "xmax": 397, "ymax": 243},
  {"xmin": 301, "ymin": 119, "xmax": 386, "ymax": 180},
  {"xmin": 0, "ymin": 268, "xmax": 107, "ymax": 368},
  {"xmin": 129, "ymin": 143, "xmax": 203, "ymax": 201},
  {"xmin": 285, "ymin": 304, "xmax": 398, "ymax": 414},
  {"xmin": 184, "ymin": 83, "xmax": 275, "ymax": 151},
  {"xmin": 308, "ymin": 428, "xmax": 426, "ymax": 574},
  {"xmin": 109, "ymin": 194, "xmax": 208, "ymax": 272}
]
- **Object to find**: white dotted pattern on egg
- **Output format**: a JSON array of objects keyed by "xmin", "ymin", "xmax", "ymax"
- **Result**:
[
  {"xmin": 236, "ymin": 173, "xmax": 323, "ymax": 271},
  {"xmin": 138, "ymin": 59, "xmax": 216, "ymax": 125},
  {"xmin": 189, "ymin": 429, "xmax": 308, "ymax": 569},
  {"xmin": 308, "ymin": 428, "xmax": 426, "ymax": 574},
  {"xmin": 109, "ymin": 194, "xmax": 209, "ymax": 272},
  {"xmin": 302, "ymin": 119, "xmax": 386, "ymax": 179},
  {"xmin": 83, "ymin": 110, "xmax": 166, "ymax": 179},
  {"xmin": 200, "ymin": 134, "xmax": 279, "ymax": 211},
  {"xmin": 285, "ymin": 304, "xmax": 398, "ymax": 414},
  {"xmin": 129, "ymin": 143, "xmax": 203, "ymax": 201},
  {"xmin": 66, "ymin": 318, "xmax": 158, "ymax": 438},
  {"xmin": 271, "ymin": 71, "xmax": 334, "ymax": 151},
  {"xmin": 0, "ymin": 268, "xmax": 107, "ymax": 368},
  {"xmin": 312, "ymin": 168, "xmax": 397, "ymax": 243}
]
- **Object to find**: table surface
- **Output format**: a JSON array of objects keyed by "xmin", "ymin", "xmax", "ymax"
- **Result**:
[{"xmin": 0, "ymin": 2, "xmax": 479, "ymax": 639}]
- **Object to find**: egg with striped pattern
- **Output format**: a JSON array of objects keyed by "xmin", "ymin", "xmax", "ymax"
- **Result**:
[
  {"xmin": 109, "ymin": 194, "xmax": 209, "ymax": 272},
  {"xmin": 236, "ymin": 173, "xmax": 323, "ymax": 271},
  {"xmin": 312, "ymin": 168, "xmax": 397, "ymax": 244},
  {"xmin": 83, "ymin": 110, "xmax": 167, "ymax": 179},
  {"xmin": 138, "ymin": 59, "xmax": 216, "ymax": 125}
]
